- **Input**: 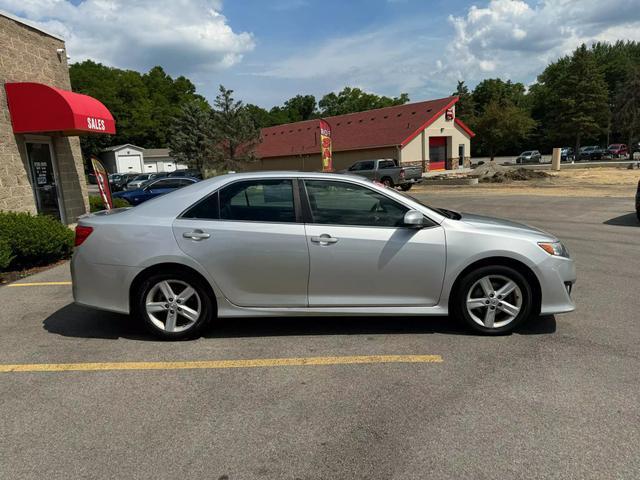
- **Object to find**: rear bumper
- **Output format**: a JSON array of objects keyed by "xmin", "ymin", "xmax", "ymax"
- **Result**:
[{"xmin": 71, "ymin": 251, "xmax": 140, "ymax": 315}]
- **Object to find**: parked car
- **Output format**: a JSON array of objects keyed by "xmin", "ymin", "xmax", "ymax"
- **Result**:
[
  {"xmin": 109, "ymin": 173, "xmax": 139, "ymax": 192},
  {"xmin": 515, "ymin": 150, "xmax": 542, "ymax": 164},
  {"xmin": 636, "ymin": 180, "xmax": 640, "ymax": 222},
  {"xmin": 72, "ymin": 171, "xmax": 576, "ymax": 340},
  {"xmin": 125, "ymin": 172, "xmax": 169, "ymax": 190},
  {"xmin": 560, "ymin": 147, "xmax": 574, "ymax": 162},
  {"xmin": 87, "ymin": 173, "xmax": 98, "ymax": 184},
  {"xmin": 607, "ymin": 144, "xmax": 628, "ymax": 158},
  {"xmin": 579, "ymin": 146, "xmax": 611, "ymax": 161},
  {"xmin": 167, "ymin": 169, "xmax": 203, "ymax": 180},
  {"xmin": 113, "ymin": 177, "xmax": 199, "ymax": 206},
  {"xmin": 341, "ymin": 159, "xmax": 422, "ymax": 190}
]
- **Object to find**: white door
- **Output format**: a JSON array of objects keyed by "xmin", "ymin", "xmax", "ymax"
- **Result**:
[
  {"xmin": 302, "ymin": 179, "xmax": 446, "ymax": 307},
  {"xmin": 117, "ymin": 154, "xmax": 143, "ymax": 173}
]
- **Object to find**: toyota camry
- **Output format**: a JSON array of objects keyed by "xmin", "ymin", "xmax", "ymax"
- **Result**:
[{"xmin": 71, "ymin": 172, "xmax": 576, "ymax": 339}]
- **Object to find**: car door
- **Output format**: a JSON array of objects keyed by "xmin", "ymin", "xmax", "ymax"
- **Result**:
[
  {"xmin": 173, "ymin": 178, "xmax": 309, "ymax": 307},
  {"xmin": 302, "ymin": 179, "xmax": 446, "ymax": 307}
]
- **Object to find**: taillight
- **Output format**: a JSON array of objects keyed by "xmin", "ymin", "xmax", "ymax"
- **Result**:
[
  {"xmin": 399, "ymin": 168, "xmax": 405, "ymax": 179},
  {"xmin": 74, "ymin": 225, "xmax": 93, "ymax": 247}
]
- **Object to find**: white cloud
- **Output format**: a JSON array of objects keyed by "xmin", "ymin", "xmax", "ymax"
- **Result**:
[
  {"xmin": 0, "ymin": 0, "xmax": 255, "ymax": 75},
  {"xmin": 253, "ymin": 0, "xmax": 640, "ymax": 104},
  {"xmin": 446, "ymin": 0, "xmax": 640, "ymax": 86}
]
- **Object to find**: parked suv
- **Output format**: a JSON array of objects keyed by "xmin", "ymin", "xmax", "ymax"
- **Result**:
[
  {"xmin": 167, "ymin": 169, "xmax": 203, "ymax": 180},
  {"xmin": 342, "ymin": 159, "xmax": 422, "ymax": 191},
  {"xmin": 607, "ymin": 144, "xmax": 628, "ymax": 158},
  {"xmin": 578, "ymin": 146, "xmax": 610, "ymax": 161},
  {"xmin": 109, "ymin": 172, "xmax": 139, "ymax": 192},
  {"xmin": 125, "ymin": 172, "xmax": 169, "ymax": 190},
  {"xmin": 515, "ymin": 150, "xmax": 542, "ymax": 164},
  {"xmin": 560, "ymin": 147, "xmax": 574, "ymax": 162}
]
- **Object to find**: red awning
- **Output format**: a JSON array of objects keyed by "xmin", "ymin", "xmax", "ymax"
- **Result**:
[{"xmin": 4, "ymin": 82, "xmax": 116, "ymax": 135}]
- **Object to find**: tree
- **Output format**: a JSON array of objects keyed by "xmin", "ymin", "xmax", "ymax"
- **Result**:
[
  {"xmin": 533, "ymin": 44, "xmax": 610, "ymax": 153},
  {"xmin": 614, "ymin": 66, "xmax": 640, "ymax": 151},
  {"xmin": 168, "ymin": 101, "xmax": 215, "ymax": 173},
  {"xmin": 210, "ymin": 85, "xmax": 260, "ymax": 170},
  {"xmin": 472, "ymin": 78, "xmax": 527, "ymax": 114},
  {"xmin": 474, "ymin": 100, "xmax": 536, "ymax": 160},
  {"xmin": 452, "ymin": 80, "xmax": 476, "ymax": 124},
  {"xmin": 69, "ymin": 61, "xmax": 206, "ymax": 161},
  {"xmin": 318, "ymin": 87, "xmax": 409, "ymax": 116}
]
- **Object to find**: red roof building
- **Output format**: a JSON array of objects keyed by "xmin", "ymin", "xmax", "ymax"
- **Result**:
[{"xmin": 254, "ymin": 96, "xmax": 475, "ymax": 172}]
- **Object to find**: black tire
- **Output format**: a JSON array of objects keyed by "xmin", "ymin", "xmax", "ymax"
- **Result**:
[
  {"xmin": 381, "ymin": 177, "xmax": 394, "ymax": 188},
  {"xmin": 451, "ymin": 265, "xmax": 534, "ymax": 335},
  {"xmin": 134, "ymin": 271, "xmax": 214, "ymax": 340},
  {"xmin": 399, "ymin": 184, "xmax": 412, "ymax": 191}
]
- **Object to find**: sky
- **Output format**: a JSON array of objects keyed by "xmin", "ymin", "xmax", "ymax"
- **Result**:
[{"xmin": 2, "ymin": 0, "xmax": 640, "ymax": 108}]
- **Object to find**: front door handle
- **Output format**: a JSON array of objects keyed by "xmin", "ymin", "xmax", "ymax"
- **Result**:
[
  {"xmin": 310, "ymin": 234, "xmax": 338, "ymax": 245},
  {"xmin": 183, "ymin": 230, "xmax": 210, "ymax": 241}
]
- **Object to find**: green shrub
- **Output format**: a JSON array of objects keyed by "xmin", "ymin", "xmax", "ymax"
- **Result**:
[
  {"xmin": 0, "ymin": 238, "xmax": 14, "ymax": 270},
  {"xmin": 0, "ymin": 212, "xmax": 74, "ymax": 271},
  {"xmin": 89, "ymin": 195, "xmax": 130, "ymax": 212}
]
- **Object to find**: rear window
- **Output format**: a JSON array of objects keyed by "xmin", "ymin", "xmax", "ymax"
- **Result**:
[{"xmin": 379, "ymin": 160, "xmax": 396, "ymax": 169}]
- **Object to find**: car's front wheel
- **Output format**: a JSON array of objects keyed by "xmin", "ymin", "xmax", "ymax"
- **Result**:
[
  {"xmin": 453, "ymin": 265, "xmax": 533, "ymax": 334},
  {"xmin": 135, "ymin": 272, "xmax": 213, "ymax": 339}
]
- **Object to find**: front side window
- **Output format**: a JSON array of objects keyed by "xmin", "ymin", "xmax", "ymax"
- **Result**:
[
  {"xmin": 219, "ymin": 179, "xmax": 296, "ymax": 223},
  {"xmin": 304, "ymin": 180, "xmax": 408, "ymax": 227}
]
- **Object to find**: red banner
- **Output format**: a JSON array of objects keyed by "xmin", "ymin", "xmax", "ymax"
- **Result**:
[
  {"xmin": 91, "ymin": 156, "xmax": 113, "ymax": 210},
  {"xmin": 319, "ymin": 119, "xmax": 333, "ymax": 172}
]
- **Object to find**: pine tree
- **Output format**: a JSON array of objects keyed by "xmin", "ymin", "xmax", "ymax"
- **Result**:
[
  {"xmin": 614, "ymin": 66, "xmax": 640, "ymax": 152},
  {"xmin": 168, "ymin": 101, "xmax": 215, "ymax": 173},
  {"xmin": 211, "ymin": 85, "xmax": 260, "ymax": 170},
  {"xmin": 558, "ymin": 44, "xmax": 610, "ymax": 152}
]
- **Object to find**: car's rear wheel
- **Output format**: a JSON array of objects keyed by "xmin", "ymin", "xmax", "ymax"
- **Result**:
[
  {"xmin": 453, "ymin": 265, "xmax": 533, "ymax": 334},
  {"xmin": 135, "ymin": 272, "xmax": 213, "ymax": 339}
]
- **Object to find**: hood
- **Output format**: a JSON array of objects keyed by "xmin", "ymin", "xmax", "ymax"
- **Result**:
[{"xmin": 459, "ymin": 213, "xmax": 556, "ymax": 240}]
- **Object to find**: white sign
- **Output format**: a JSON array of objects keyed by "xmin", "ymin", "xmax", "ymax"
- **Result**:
[{"xmin": 86, "ymin": 117, "xmax": 106, "ymax": 131}]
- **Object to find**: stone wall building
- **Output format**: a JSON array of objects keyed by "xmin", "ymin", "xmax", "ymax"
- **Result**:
[
  {"xmin": 253, "ymin": 96, "xmax": 475, "ymax": 173},
  {"xmin": 1, "ymin": 12, "xmax": 115, "ymax": 224}
]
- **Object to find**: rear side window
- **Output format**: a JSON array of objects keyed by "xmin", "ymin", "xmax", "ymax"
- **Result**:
[
  {"xmin": 379, "ymin": 160, "xmax": 396, "ymax": 169},
  {"xmin": 219, "ymin": 179, "xmax": 296, "ymax": 223},
  {"xmin": 182, "ymin": 192, "xmax": 220, "ymax": 220}
]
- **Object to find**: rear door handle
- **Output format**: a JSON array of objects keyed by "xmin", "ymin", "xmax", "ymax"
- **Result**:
[
  {"xmin": 183, "ymin": 230, "xmax": 210, "ymax": 241},
  {"xmin": 310, "ymin": 234, "xmax": 338, "ymax": 245}
]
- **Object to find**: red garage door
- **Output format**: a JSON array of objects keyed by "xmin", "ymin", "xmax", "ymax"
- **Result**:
[{"xmin": 429, "ymin": 137, "xmax": 447, "ymax": 171}]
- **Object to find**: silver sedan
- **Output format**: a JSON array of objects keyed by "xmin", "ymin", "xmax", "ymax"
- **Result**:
[{"xmin": 71, "ymin": 172, "xmax": 576, "ymax": 339}]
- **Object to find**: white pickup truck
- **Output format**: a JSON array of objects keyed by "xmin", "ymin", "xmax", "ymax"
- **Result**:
[{"xmin": 341, "ymin": 159, "xmax": 423, "ymax": 191}]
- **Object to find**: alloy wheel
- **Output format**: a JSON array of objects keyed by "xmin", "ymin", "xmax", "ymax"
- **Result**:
[
  {"xmin": 465, "ymin": 274, "xmax": 523, "ymax": 329},
  {"xmin": 145, "ymin": 279, "xmax": 202, "ymax": 333}
]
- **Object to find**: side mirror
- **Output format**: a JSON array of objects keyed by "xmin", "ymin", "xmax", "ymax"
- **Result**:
[{"xmin": 403, "ymin": 210, "xmax": 424, "ymax": 228}]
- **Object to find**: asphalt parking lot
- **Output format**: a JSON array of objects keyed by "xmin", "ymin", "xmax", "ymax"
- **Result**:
[{"xmin": 1, "ymin": 193, "xmax": 638, "ymax": 480}]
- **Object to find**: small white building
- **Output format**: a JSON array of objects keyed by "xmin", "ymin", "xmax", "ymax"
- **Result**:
[
  {"xmin": 100, "ymin": 144, "xmax": 187, "ymax": 174},
  {"xmin": 143, "ymin": 148, "xmax": 187, "ymax": 173}
]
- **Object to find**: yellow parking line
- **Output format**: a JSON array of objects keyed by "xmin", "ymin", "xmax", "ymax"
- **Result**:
[
  {"xmin": 6, "ymin": 281, "xmax": 72, "ymax": 287},
  {"xmin": 0, "ymin": 354, "xmax": 443, "ymax": 373}
]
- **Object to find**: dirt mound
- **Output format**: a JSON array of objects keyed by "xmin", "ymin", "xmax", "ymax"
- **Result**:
[{"xmin": 472, "ymin": 162, "xmax": 552, "ymax": 183}]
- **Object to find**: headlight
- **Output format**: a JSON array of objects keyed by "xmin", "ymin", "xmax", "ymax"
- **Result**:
[{"xmin": 538, "ymin": 241, "xmax": 570, "ymax": 258}]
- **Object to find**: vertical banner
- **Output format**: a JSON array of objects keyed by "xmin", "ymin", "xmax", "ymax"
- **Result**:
[
  {"xmin": 319, "ymin": 119, "xmax": 333, "ymax": 172},
  {"xmin": 90, "ymin": 156, "xmax": 113, "ymax": 210}
]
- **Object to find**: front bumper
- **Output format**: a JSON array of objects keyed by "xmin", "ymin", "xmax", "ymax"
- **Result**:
[{"xmin": 536, "ymin": 255, "xmax": 577, "ymax": 315}]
